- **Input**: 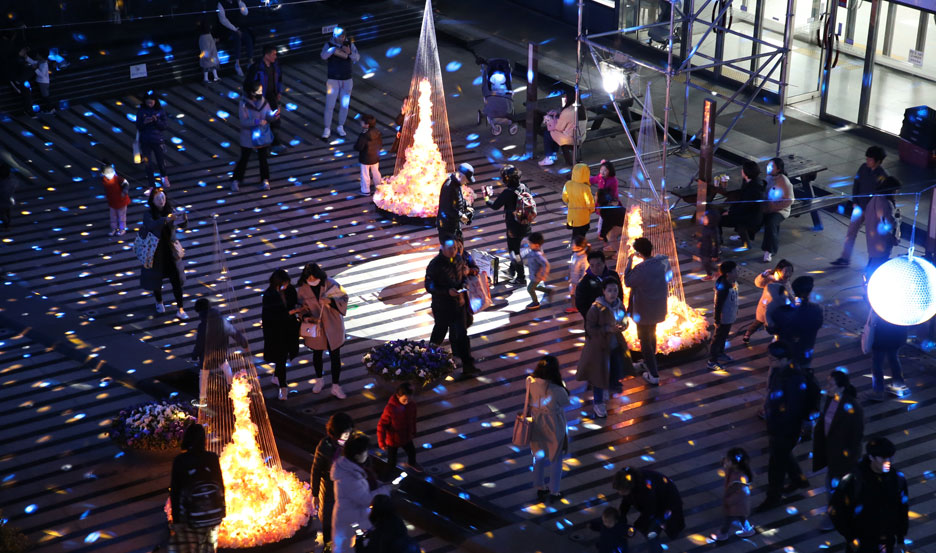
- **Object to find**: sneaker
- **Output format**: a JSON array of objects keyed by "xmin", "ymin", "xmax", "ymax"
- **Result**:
[
  {"xmin": 116, "ymin": 229, "xmax": 126, "ymax": 236},
  {"xmin": 278, "ymin": 387, "xmax": 288, "ymax": 401},
  {"xmin": 177, "ymin": 308, "xmax": 189, "ymax": 320},
  {"xmin": 231, "ymin": 180, "xmax": 240, "ymax": 192},
  {"xmin": 108, "ymin": 229, "xmax": 118, "ymax": 237},
  {"xmin": 742, "ymin": 334, "xmax": 751, "ymax": 345},
  {"xmin": 548, "ymin": 492, "xmax": 564, "ymax": 504},
  {"xmin": 706, "ymin": 360, "xmax": 721, "ymax": 370},
  {"xmin": 634, "ymin": 361, "xmax": 647, "ymax": 374},
  {"xmin": 155, "ymin": 302, "xmax": 166, "ymax": 314},
  {"xmin": 887, "ymin": 382, "xmax": 910, "ymax": 397},
  {"xmin": 331, "ymin": 383, "xmax": 346, "ymax": 399},
  {"xmin": 312, "ymin": 379, "xmax": 325, "ymax": 394},
  {"xmin": 336, "ymin": 126, "xmax": 347, "ymax": 137},
  {"xmin": 762, "ymin": 251, "xmax": 772, "ymax": 263},
  {"xmin": 511, "ymin": 277, "xmax": 527, "ymax": 286},
  {"xmin": 321, "ymin": 128, "xmax": 331, "ymax": 139},
  {"xmin": 537, "ymin": 156, "xmax": 555, "ymax": 167},
  {"xmin": 235, "ymin": 63, "xmax": 244, "ymax": 77},
  {"xmin": 261, "ymin": 180, "xmax": 270, "ymax": 191},
  {"xmin": 830, "ymin": 258, "xmax": 850, "ymax": 266},
  {"xmin": 593, "ymin": 402, "xmax": 607, "ymax": 418},
  {"xmin": 212, "ymin": 74, "xmax": 221, "ymax": 83},
  {"xmin": 536, "ymin": 488, "xmax": 549, "ymax": 502},
  {"xmin": 861, "ymin": 390, "xmax": 886, "ymax": 403},
  {"xmin": 641, "ymin": 371, "xmax": 660, "ymax": 385},
  {"xmin": 564, "ymin": 307, "xmax": 578, "ymax": 314},
  {"xmin": 359, "ymin": 188, "xmax": 370, "ymax": 195},
  {"xmin": 737, "ymin": 521, "xmax": 756, "ymax": 538},
  {"xmin": 526, "ymin": 302, "xmax": 541, "ymax": 310}
]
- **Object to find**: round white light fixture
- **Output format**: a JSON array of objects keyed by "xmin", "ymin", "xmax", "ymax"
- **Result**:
[{"xmin": 867, "ymin": 254, "xmax": 936, "ymax": 326}]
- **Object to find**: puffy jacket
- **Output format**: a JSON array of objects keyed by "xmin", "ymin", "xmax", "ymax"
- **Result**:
[
  {"xmin": 830, "ymin": 456, "xmax": 909, "ymax": 544},
  {"xmin": 311, "ymin": 436, "xmax": 340, "ymax": 513},
  {"xmin": 548, "ymin": 105, "xmax": 576, "ymax": 146},
  {"xmin": 102, "ymin": 174, "xmax": 131, "ymax": 210},
  {"xmin": 331, "ymin": 456, "xmax": 391, "ymax": 553},
  {"xmin": 355, "ymin": 127, "xmax": 382, "ymax": 165},
  {"xmin": 561, "ymin": 164, "xmax": 595, "ymax": 227},
  {"xmin": 136, "ymin": 104, "xmax": 168, "ymax": 144},
  {"xmin": 753, "ymin": 271, "xmax": 790, "ymax": 325},
  {"xmin": 624, "ymin": 254, "xmax": 670, "ymax": 326},
  {"xmin": 377, "ymin": 394, "xmax": 417, "ymax": 449},
  {"xmin": 238, "ymin": 96, "xmax": 276, "ymax": 149}
]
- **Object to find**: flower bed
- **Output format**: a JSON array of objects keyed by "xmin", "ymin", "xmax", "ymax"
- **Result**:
[
  {"xmin": 109, "ymin": 400, "xmax": 196, "ymax": 452},
  {"xmin": 363, "ymin": 339, "xmax": 456, "ymax": 388}
]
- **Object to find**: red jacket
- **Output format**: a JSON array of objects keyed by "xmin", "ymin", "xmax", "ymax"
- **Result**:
[
  {"xmin": 102, "ymin": 175, "xmax": 131, "ymax": 209},
  {"xmin": 377, "ymin": 394, "xmax": 417, "ymax": 449}
]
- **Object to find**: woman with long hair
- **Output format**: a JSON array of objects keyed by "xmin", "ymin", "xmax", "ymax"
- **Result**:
[
  {"xmin": 576, "ymin": 278, "xmax": 631, "ymax": 418},
  {"xmin": 527, "ymin": 354, "xmax": 571, "ymax": 503},
  {"xmin": 297, "ymin": 262, "xmax": 349, "ymax": 399},
  {"xmin": 140, "ymin": 187, "xmax": 189, "ymax": 319},
  {"xmin": 262, "ymin": 269, "xmax": 301, "ymax": 400},
  {"xmin": 330, "ymin": 433, "xmax": 392, "ymax": 553}
]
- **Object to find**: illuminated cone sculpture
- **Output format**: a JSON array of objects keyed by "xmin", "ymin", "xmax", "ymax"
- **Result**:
[
  {"xmin": 616, "ymin": 85, "xmax": 709, "ymax": 355},
  {"xmin": 373, "ymin": 0, "xmax": 473, "ymax": 218}
]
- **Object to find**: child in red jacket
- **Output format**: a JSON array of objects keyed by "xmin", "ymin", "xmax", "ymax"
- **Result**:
[
  {"xmin": 101, "ymin": 163, "xmax": 131, "ymax": 236},
  {"xmin": 377, "ymin": 382, "xmax": 423, "ymax": 474}
]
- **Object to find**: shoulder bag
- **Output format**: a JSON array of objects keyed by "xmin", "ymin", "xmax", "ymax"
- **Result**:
[
  {"xmin": 511, "ymin": 378, "xmax": 533, "ymax": 447},
  {"xmin": 301, "ymin": 317, "xmax": 320, "ymax": 339},
  {"xmin": 171, "ymin": 239, "xmax": 185, "ymax": 260},
  {"xmin": 133, "ymin": 231, "xmax": 159, "ymax": 268}
]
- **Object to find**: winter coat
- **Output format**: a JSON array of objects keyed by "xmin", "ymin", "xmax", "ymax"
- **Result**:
[
  {"xmin": 321, "ymin": 38, "xmax": 359, "ymax": 80},
  {"xmin": 829, "ymin": 456, "xmax": 909, "ymax": 545},
  {"xmin": 753, "ymin": 271, "xmax": 790, "ymax": 325},
  {"xmin": 525, "ymin": 248, "xmax": 550, "ymax": 283},
  {"xmin": 169, "ymin": 449, "xmax": 225, "ymax": 524},
  {"xmin": 527, "ymin": 375, "xmax": 570, "ymax": 462},
  {"xmin": 425, "ymin": 251, "xmax": 472, "ymax": 326},
  {"xmin": 562, "ymin": 164, "xmax": 595, "ymax": 227},
  {"xmin": 813, "ymin": 390, "xmax": 863, "ymax": 478},
  {"xmin": 246, "ymin": 59, "xmax": 283, "ymax": 98},
  {"xmin": 311, "ymin": 436, "xmax": 340, "ymax": 516},
  {"xmin": 725, "ymin": 177, "xmax": 764, "ymax": 230},
  {"xmin": 619, "ymin": 470, "xmax": 686, "ymax": 539},
  {"xmin": 864, "ymin": 195, "xmax": 898, "ymax": 260},
  {"xmin": 872, "ymin": 315, "xmax": 908, "ymax": 351},
  {"xmin": 764, "ymin": 173, "xmax": 795, "ymax": 219},
  {"xmin": 102, "ymin": 174, "xmax": 131, "ymax": 209},
  {"xmin": 575, "ymin": 268, "xmax": 622, "ymax": 319},
  {"xmin": 486, "ymin": 183, "xmax": 531, "ymax": 233},
  {"xmin": 377, "ymin": 394, "xmax": 418, "ymax": 449},
  {"xmin": 547, "ymin": 105, "xmax": 576, "ymax": 146},
  {"xmin": 772, "ymin": 300, "xmax": 824, "ymax": 365},
  {"xmin": 569, "ymin": 250, "xmax": 589, "ymax": 289},
  {"xmin": 723, "ymin": 467, "xmax": 752, "ymax": 518},
  {"xmin": 297, "ymin": 278, "xmax": 348, "ymax": 350},
  {"xmin": 713, "ymin": 276, "xmax": 738, "ymax": 325},
  {"xmin": 590, "ymin": 174, "xmax": 619, "ymax": 199},
  {"xmin": 331, "ymin": 456, "xmax": 391, "ymax": 553},
  {"xmin": 355, "ymin": 127, "xmax": 382, "ymax": 165},
  {"xmin": 577, "ymin": 297, "xmax": 630, "ymax": 389},
  {"xmin": 624, "ymin": 254, "xmax": 670, "ymax": 326},
  {"xmin": 852, "ymin": 164, "xmax": 888, "ymax": 209},
  {"xmin": 198, "ymin": 33, "xmax": 220, "ymax": 70},
  {"xmin": 261, "ymin": 285, "xmax": 300, "ymax": 365},
  {"xmin": 139, "ymin": 209, "xmax": 186, "ymax": 292},
  {"xmin": 438, "ymin": 173, "xmax": 471, "ymax": 234},
  {"xmin": 764, "ymin": 360, "xmax": 810, "ymax": 437},
  {"xmin": 135, "ymin": 104, "xmax": 168, "ymax": 145},
  {"xmin": 238, "ymin": 96, "xmax": 276, "ymax": 149}
]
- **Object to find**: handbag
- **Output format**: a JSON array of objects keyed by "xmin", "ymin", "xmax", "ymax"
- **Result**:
[
  {"xmin": 466, "ymin": 272, "xmax": 493, "ymax": 313},
  {"xmin": 133, "ymin": 231, "xmax": 159, "ymax": 268},
  {"xmin": 511, "ymin": 378, "xmax": 533, "ymax": 447},
  {"xmin": 171, "ymin": 239, "xmax": 185, "ymax": 260},
  {"xmin": 860, "ymin": 312, "xmax": 875, "ymax": 355},
  {"xmin": 300, "ymin": 318, "xmax": 320, "ymax": 339},
  {"xmin": 251, "ymin": 123, "xmax": 274, "ymax": 148}
]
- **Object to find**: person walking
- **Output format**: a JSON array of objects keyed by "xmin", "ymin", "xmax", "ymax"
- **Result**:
[
  {"xmin": 527, "ymin": 355, "xmax": 571, "ymax": 502},
  {"xmin": 698, "ymin": 206, "xmax": 722, "ymax": 280},
  {"xmin": 566, "ymin": 235, "xmax": 590, "ymax": 313},
  {"xmin": 245, "ymin": 45, "xmax": 283, "ymax": 147},
  {"xmin": 425, "ymin": 239, "xmax": 479, "ymax": 379},
  {"xmin": 197, "ymin": 20, "xmax": 221, "ymax": 83},
  {"xmin": 320, "ymin": 27, "xmax": 359, "ymax": 139},
  {"xmin": 756, "ymin": 341, "xmax": 811, "ymax": 512},
  {"xmin": 296, "ymin": 263, "xmax": 348, "ymax": 399},
  {"xmin": 230, "ymin": 80, "xmax": 276, "ymax": 192},
  {"xmin": 612, "ymin": 466, "xmax": 685, "ymax": 553},
  {"xmin": 863, "ymin": 176, "xmax": 901, "ymax": 279},
  {"xmin": 561, "ymin": 163, "xmax": 595, "ymax": 241},
  {"xmin": 437, "ymin": 163, "xmax": 475, "ymax": 244},
  {"xmin": 772, "ymin": 275, "xmax": 823, "ymax": 367},
  {"xmin": 538, "ymin": 90, "xmax": 575, "ymax": 166},
  {"xmin": 100, "ymin": 163, "xmax": 130, "ymax": 236},
  {"xmin": 720, "ymin": 160, "xmax": 765, "ymax": 250},
  {"xmin": 262, "ymin": 269, "xmax": 300, "ymax": 401},
  {"xmin": 707, "ymin": 261, "xmax": 739, "ymax": 370},
  {"xmin": 713, "ymin": 447, "xmax": 755, "ymax": 541},
  {"xmin": 831, "ymin": 146, "xmax": 889, "ymax": 267},
  {"xmin": 742, "ymin": 259, "xmax": 794, "ymax": 344},
  {"xmin": 761, "ymin": 157, "xmax": 794, "ymax": 263},
  {"xmin": 141, "ymin": 188, "xmax": 188, "ymax": 319},
  {"xmin": 813, "ymin": 369, "xmax": 864, "ymax": 531},
  {"xmin": 168, "ymin": 423, "xmax": 225, "ymax": 553},
  {"xmin": 330, "ymin": 433, "xmax": 393, "ymax": 553},
  {"xmin": 378, "ymin": 382, "xmax": 423, "ymax": 475},
  {"xmin": 862, "ymin": 313, "xmax": 909, "ymax": 402},
  {"xmin": 575, "ymin": 251, "xmax": 621, "ymax": 320},
  {"xmin": 624, "ymin": 237, "xmax": 670, "ymax": 386},
  {"xmin": 136, "ymin": 91, "xmax": 171, "ymax": 188},
  {"xmin": 0, "ymin": 161, "xmax": 15, "ymax": 231},
  {"xmin": 577, "ymin": 278, "xmax": 630, "ymax": 418},
  {"xmin": 216, "ymin": 0, "xmax": 252, "ymax": 77},
  {"xmin": 829, "ymin": 437, "xmax": 909, "ymax": 553},
  {"xmin": 311, "ymin": 412, "xmax": 354, "ymax": 553},
  {"xmin": 524, "ymin": 231, "xmax": 550, "ymax": 310},
  {"xmin": 354, "ymin": 114, "xmax": 382, "ymax": 195},
  {"xmin": 484, "ymin": 164, "xmax": 532, "ymax": 285}
]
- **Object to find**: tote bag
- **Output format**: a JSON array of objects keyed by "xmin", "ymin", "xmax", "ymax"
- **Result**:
[
  {"xmin": 860, "ymin": 312, "xmax": 875, "ymax": 355},
  {"xmin": 511, "ymin": 379, "xmax": 533, "ymax": 447},
  {"xmin": 467, "ymin": 272, "xmax": 493, "ymax": 313},
  {"xmin": 133, "ymin": 232, "xmax": 159, "ymax": 268}
]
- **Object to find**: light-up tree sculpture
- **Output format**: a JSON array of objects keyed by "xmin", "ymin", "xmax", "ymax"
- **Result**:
[{"xmin": 616, "ymin": 85, "xmax": 709, "ymax": 355}]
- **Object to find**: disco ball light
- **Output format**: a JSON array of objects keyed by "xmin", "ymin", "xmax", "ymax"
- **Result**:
[{"xmin": 867, "ymin": 255, "xmax": 936, "ymax": 326}]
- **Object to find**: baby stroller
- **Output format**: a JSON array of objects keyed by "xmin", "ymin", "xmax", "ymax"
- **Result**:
[{"xmin": 477, "ymin": 58, "xmax": 519, "ymax": 136}]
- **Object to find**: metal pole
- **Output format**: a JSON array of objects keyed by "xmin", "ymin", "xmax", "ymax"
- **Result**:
[
  {"xmin": 882, "ymin": 1, "xmax": 896, "ymax": 57},
  {"xmin": 681, "ymin": 0, "xmax": 695, "ymax": 151},
  {"xmin": 525, "ymin": 42, "xmax": 539, "ymax": 160},
  {"xmin": 574, "ymin": 0, "xmax": 584, "ymax": 164},
  {"xmin": 774, "ymin": 0, "xmax": 795, "ymax": 156},
  {"xmin": 857, "ymin": 0, "xmax": 881, "ymax": 125},
  {"xmin": 915, "ymin": 11, "xmax": 928, "ymax": 53},
  {"xmin": 661, "ymin": 0, "xmax": 677, "ymax": 197}
]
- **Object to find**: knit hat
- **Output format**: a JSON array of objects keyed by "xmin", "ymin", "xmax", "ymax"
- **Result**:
[{"xmin": 866, "ymin": 437, "xmax": 897, "ymax": 458}]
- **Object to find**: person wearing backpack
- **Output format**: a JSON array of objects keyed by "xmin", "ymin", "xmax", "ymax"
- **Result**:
[
  {"xmin": 484, "ymin": 164, "xmax": 535, "ymax": 286},
  {"xmin": 169, "ymin": 423, "xmax": 225, "ymax": 553}
]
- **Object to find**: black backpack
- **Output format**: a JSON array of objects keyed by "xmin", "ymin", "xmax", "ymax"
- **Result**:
[{"xmin": 180, "ymin": 472, "xmax": 225, "ymax": 528}]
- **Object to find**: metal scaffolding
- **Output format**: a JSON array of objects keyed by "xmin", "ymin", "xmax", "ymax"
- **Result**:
[{"xmin": 573, "ymin": 0, "xmax": 795, "ymax": 195}]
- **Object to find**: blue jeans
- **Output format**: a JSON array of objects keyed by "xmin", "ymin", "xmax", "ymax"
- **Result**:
[
  {"xmin": 230, "ymin": 28, "xmax": 254, "ymax": 66},
  {"xmin": 871, "ymin": 348, "xmax": 903, "ymax": 393},
  {"xmin": 532, "ymin": 451, "xmax": 564, "ymax": 493}
]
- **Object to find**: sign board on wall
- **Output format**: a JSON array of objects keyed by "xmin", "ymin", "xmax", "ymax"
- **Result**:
[
  {"xmin": 130, "ymin": 63, "xmax": 147, "ymax": 79},
  {"xmin": 909, "ymin": 49, "xmax": 924, "ymax": 68}
]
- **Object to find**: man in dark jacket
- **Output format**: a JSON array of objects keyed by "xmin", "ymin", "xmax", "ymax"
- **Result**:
[
  {"xmin": 484, "ymin": 165, "xmax": 531, "ymax": 284},
  {"xmin": 832, "ymin": 146, "xmax": 889, "ymax": 266},
  {"xmin": 575, "ymin": 250, "xmax": 622, "ymax": 320},
  {"xmin": 772, "ymin": 276, "xmax": 823, "ymax": 369},
  {"xmin": 720, "ymin": 160, "xmax": 764, "ymax": 249},
  {"xmin": 311, "ymin": 412, "xmax": 354, "ymax": 553},
  {"xmin": 757, "ymin": 341, "xmax": 812, "ymax": 512},
  {"xmin": 169, "ymin": 423, "xmax": 225, "ymax": 552},
  {"xmin": 245, "ymin": 45, "xmax": 283, "ymax": 146},
  {"xmin": 425, "ymin": 239, "xmax": 478, "ymax": 378},
  {"xmin": 624, "ymin": 237, "xmax": 670, "ymax": 386},
  {"xmin": 830, "ymin": 438, "xmax": 909, "ymax": 552},
  {"xmin": 135, "ymin": 90, "xmax": 170, "ymax": 188},
  {"xmin": 437, "ymin": 163, "xmax": 475, "ymax": 244},
  {"xmin": 612, "ymin": 466, "xmax": 684, "ymax": 553},
  {"xmin": 354, "ymin": 114, "xmax": 382, "ymax": 195}
]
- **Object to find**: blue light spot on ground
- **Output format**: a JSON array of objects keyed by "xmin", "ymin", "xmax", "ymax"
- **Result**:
[
  {"xmin": 218, "ymin": 50, "xmax": 230, "ymax": 65},
  {"xmin": 640, "ymin": 455, "xmax": 655, "ymax": 462},
  {"xmin": 126, "ymin": 113, "xmax": 137, "ymax": 122},
  {"xmin": 289, "ymin": 37, "xmax": 302, "ymax": 48},
  {"xmin": 445, "ymin": 61, "xmax": 462, "ymax": 72},
  {"xmin": 285, "ymin": 102, "xmax": 298, "ymax": 111},
  {"xmin": 227, "ymin": 91, "xmax": 240, "ymax": 100},
  {"xmin": 143, "ymin": 40, "xmax": 154, "ymax": 48},
  {"xmin": 170, "ymin": 137, "xmax": 183, "ymax": 144},
  {"xmin": 220, "ymin": 141, "xmax": 230, "ymax": 147},
  {"xmin": 73, "ymin": 33, "xmax": 87, "ymax": 42},
  {"xmin": 466, "ymin": 142, "xmax": 479, "ymax": 149},
  {"xmin": 25, "ymin": 504, "xmax": 37, "ymax": 514},
  {"xmin": 386, "ymin": 46, "xmax": 402, "ymax": 58},
  {"xmin": 137, "ymin": 49, "xmax": 149, "ymax": 56},
  {"xmin": 84, "ymin": 532, "xmax": 100, "ymax": 543},
  {"xmin": 158, "ymin": 43, "xmax": 172, "ymax": 54},
  {"xmin": 467, "ymin": 133, "xmax": 479, "ymax": 141},
  {"xmin": 289, "ymin": 139, "xmax": 300, "ymax": 146},
  {"xmin": 111, "ymin": 126, "xmax": 122, "ymax": 133},
  {"xmin": 195, "ymin": 96, "xmax": 204, "ymax": 101},
  {"xmin": 73, "ymin": 126, "xmax": 88, "ymax": 134},
  {"xmin": 21, "ymin": 130, "xmax": 32, "ymax": 137},
  {"xmin": 72, "ymin": 177, "xmax": 83, "ymax": 182},
  {"xmin": 216, "ymin": 110, "xmax": 230, "ymax": 119},
  {"xmin": 472, "ymin": 76, "xmax": 483, "ymax": 86}
]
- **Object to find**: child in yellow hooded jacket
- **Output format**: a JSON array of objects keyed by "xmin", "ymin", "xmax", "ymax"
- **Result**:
[{"xmin": 561, "ymin": 163, "xmax": 595, "ymax": 241}]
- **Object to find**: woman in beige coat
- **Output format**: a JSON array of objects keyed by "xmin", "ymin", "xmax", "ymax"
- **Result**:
[
  {"xmin": 297, "ymin": 263, "xmax": 349, "ymax": 399},
  {"xmin": 576, "ymin": 278, "xmax": 631, "ymax": 419},
  {"xmin": 528, "ymin": 355, "xmax": 571, "ymax": 503}
]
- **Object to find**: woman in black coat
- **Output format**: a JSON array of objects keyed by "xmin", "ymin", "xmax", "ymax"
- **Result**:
[
  {"xmin": 813, "ymin": 369, "xmax": 863, "ymax": 530},
  {"xmin": 311, "ymin": 412, "xmax": 354, "ymax": 553},
  {"xmin": 262, "ymin": 269, "xmax": 300, "ymax": 401},
  {"xmin": 140, "ymin": 187, "xmax": 188, "ymax": 319},
  {"xmin": 720, "ymin": 160, "xmax": 765, "ymax": 249}
]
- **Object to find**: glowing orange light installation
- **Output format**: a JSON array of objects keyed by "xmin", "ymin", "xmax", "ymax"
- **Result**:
[
  {"xmin": 621, "ymin": 206, "xmax": 709, "ymax": 355},
  {"xmin": 374, "ymin": 79, "xmax": 474, "ymax": 218}
]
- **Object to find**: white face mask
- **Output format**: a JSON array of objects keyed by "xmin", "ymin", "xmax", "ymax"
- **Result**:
[
  {"xmin": 103, "ymin": 167, "xmax": 116, "ymax": 179},
  {"xmin": 307, "ymin": 277, "xmax": 320, "ymax": 286}
]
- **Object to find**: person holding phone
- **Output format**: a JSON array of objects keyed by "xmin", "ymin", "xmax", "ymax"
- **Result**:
[
  {"xmin": 140, "ymin": 187, "xmax": 188, "ymax": 319},
  {"xmin": 245, "ymin": 44, "xmax": 283, "ymax": 148},
  {"xmin": 330, "ymin": 433, "xmax": 394, "ymax": 553},
  {"xmin": 320, "ymin": 27, "xmax": 359, "ymax": 139},
  {"xmin": 231, "ymin": 80, "xmax": 276, "ymax": 191},
  {"xmin": 485, "ymin": 165, "xmax": 532, "ymax": 285},
  {"xmin": 425, "ymin": 239, "xmax": 479, "ymax": 379}
]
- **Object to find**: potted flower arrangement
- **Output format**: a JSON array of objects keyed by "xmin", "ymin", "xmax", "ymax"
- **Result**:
[
  {"xmin": 109, "ymin": 400, "xmax": 197, "ymax": 461},
  {"xmin": 363, "ymin": 339, "xmax": 456, "ymax": 390}
]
